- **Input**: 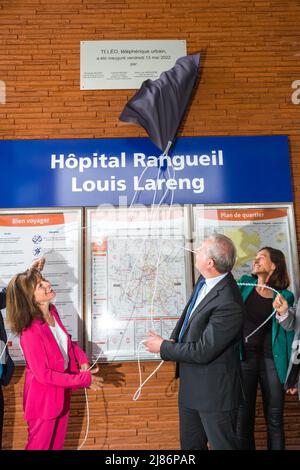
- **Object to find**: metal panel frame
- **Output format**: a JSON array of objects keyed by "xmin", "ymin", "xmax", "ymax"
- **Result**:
[
  {"xmin": 192, "ymin": 203, "xmax": 300, "ymax": 296},
  {"xmin": 85, "ymin": 204, "xmax": 193, "ymax": 362}
]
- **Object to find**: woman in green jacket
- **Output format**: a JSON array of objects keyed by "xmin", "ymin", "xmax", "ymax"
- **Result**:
[{"xmin": 236, "ymin": 247, "xmax": 294, "ymax": 450}]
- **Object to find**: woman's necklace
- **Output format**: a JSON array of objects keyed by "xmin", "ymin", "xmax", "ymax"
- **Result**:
[{"xmin": 43, "ymin": 309, "xmax": 55, "ymax": 327}]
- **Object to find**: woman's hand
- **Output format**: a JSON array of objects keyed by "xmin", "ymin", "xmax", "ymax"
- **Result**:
[
  {"xmin": 80, "ymin": 363, "xmax": 89, "ymax": 371},
  {"xmin": 30, "ymin": 257, "xmax": 46, "ymax": 272},
  {"xmin": 286, "ymin": 388, "xmax": 298, "ymax": 395},
  {"xmin": 89, "ymin": 365, "xmax": 104, "ymax": 391},
  {"xmin": 273, "ymin": 294, "xmax": 288, "ymax": 316}
]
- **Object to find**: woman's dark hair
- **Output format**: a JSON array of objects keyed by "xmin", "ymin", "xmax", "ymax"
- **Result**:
[
  {"xmin": 254, "ymin": 246, "xmax": 290, "ymax": 290},
  {"xmin": 6, "ymin": 268, "xmax": 45, "ymax": 335}
]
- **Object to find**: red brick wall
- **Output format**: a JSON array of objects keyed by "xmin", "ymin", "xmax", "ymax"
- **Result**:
[{"xmin": 1, "ymin": 0, "xmax": 300, "ymax": 450}]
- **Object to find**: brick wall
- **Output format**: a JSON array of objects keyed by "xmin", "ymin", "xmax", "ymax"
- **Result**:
[{"xmin": 1, "ymin": 0, "xmax": 300, "ymax": 450}]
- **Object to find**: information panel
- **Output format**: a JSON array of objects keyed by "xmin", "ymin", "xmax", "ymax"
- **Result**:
[
  {"xmin": 86, "ymin": 205, "xmax": 192, "ymax": 361},
  {"xmin": 0, "ymin": 208, "xmax": 83, "ymax": 362},
  {"xmin": 193, "ymin": 204, "xmax": 300, "ymax": 295}
]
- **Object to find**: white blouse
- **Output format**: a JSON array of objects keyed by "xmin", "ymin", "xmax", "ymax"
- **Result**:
[{"xmin": 49, "ymin": 319, "xmax": 69, "ymax": 371}]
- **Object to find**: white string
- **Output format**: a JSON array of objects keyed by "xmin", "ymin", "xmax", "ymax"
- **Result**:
[
  {"xmin": 88, "ymin": 143, "xmax": 176, "ymax": 368},
  {"xmin": 15, "ymin": 237, "xmax": 287, "ymax": 443},
  {"xmin": 77, "ymin": 387, "xmax": 90, "ymax": 450},
  {"xmin": 133, "ymin": 149, "xmax": 177, "ymax": 398},
  {"xmin": 148, "ymin": 161, "xmax": 176, "ymax": 330},
  {"xmin": 133, "ymin": 282, "xmax": 282, "ymax": 399},
  {"xmin": 245, "ymin": 309, "xmax": 276, "ymax": 343},
  {"xmin": 237, "ymin": 282, "xmax": 280, "ymax": 342},
  {"xmin": 50, "ymin": 222, "xmax": 285, "ymax": 437},
  {"xmin": 0, "ymin": 336, "xmax": 10, "ymax": 363},
  {"xmin": 133, "ymin": 340, "xmax": 164, "ymax": 401},
  {"xmin": 128, "ymin": 165, "xmax": 152, "ymax": 208},
  {"xmin": 79, "ymin": 142, "xmax": 175, "ymax": 447},
  {"xmin": 88, "ymin": 165, "xmax": 167, "ymax": 369},
  {"xmin": 44, "ymin": 146, "xmax": 285, "ymax": 434}
]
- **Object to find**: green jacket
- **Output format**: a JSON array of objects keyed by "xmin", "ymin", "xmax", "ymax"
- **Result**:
[{"xmin": 238, "ymin": 274, "xmax": 295, "ymax": 384}]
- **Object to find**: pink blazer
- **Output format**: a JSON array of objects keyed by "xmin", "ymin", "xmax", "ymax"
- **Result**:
[{"xmin": 20, "ymin": 304, "xmax": 91, "ymax": 421}]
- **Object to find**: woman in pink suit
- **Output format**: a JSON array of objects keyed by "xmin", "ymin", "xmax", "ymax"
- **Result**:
[{"xmin": 6, "ymin": 268, "xmax": 103, "ymax": 450}]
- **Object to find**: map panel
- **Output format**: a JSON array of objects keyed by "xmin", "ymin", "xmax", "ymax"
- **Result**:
[
  {"xmin": 87, "ymin": 206, "xmax": 191, "ymax": 361},
  {"xmin": 193, "ymin": 207, "xmax": 296, "ymax": 292}
]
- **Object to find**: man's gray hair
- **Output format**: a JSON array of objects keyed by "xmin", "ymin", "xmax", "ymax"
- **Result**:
[{"xmin": 204, "ymin": 233, "xmax": 236, "ymax": 273}]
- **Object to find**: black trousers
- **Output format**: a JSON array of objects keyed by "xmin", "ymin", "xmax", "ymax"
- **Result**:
[
  {"xmin": 179, "ymin": 404, "xmax": 239, "ymax": 450},
  {"xmin": 236, "ymin": 354, "xmax": 285, "ymax": 450},
  {"xmin": 0, "ymin": 386, "xmax": 3, "ymax": 450}
]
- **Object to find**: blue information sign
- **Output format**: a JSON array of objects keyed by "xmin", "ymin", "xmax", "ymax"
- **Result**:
[{"xmin": 0, "ymin": 135, "xmax": 292, "ymax": 208}]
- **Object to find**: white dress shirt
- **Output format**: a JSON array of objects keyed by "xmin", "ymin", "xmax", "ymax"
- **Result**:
[
  {"xmin": 276, "ymin": 311, "xmax": 289, "ymax": 322},
  {"xmin": 190, "ymin": 272, "xmax": 228, "ymax": 317},
  {"xmin": 49, "ymin": 319, "xmax": 69, "ymax": 371}
]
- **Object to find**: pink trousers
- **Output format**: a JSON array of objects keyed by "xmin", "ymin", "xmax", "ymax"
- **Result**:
[{"xmin": 25, "ymin": 393, "xmax": 70, "ymax": 450}]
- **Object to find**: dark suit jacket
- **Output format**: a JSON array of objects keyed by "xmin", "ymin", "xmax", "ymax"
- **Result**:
[
  {"xmin": 0, "ymin": 288, "xmax": 6, "ymax": 311},
  {"xmin": 160, "ymin": 272, "xmax": 245, "ymax": 412},
  {"xmin": 0, "ymin": 288, "xmax": 14, "ymax": 386}
]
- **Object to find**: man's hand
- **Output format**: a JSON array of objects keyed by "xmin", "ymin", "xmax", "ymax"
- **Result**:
[
  {"xmin": 29, "ymin": 257, "xmax": 46, "ymax": 272},
  {"xmin": 144, "ymin": 330, "xmax": 164, "ymax": 353},
  {"xmin": 273, "ymin": 294, "xmax": 288, "ymax": 316}
]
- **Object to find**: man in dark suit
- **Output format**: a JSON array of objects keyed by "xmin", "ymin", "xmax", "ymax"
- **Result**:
[{"xmin": 144, "ymin": 234, "xmax": 245, "ymax": 450}]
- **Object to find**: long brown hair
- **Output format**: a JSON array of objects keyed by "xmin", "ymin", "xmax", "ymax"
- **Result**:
[
  {"xmin": 254, "ymin": 246, "xmax": 290, "ymax": 290},
  {"xmin": 6, "ymin": 269, "xmax": 45, "ymax": 335}
]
